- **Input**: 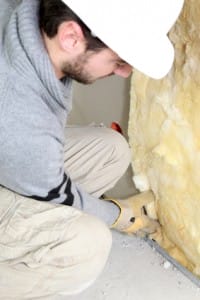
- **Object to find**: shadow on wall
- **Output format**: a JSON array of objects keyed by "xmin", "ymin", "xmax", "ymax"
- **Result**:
[{"xmin": 68, "ymin": 76, "xmax": 130, "ymax": 139}]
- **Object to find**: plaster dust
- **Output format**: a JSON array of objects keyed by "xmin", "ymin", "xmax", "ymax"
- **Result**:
[
  {"xmin": 129, "ymin": 0, "xmax": 200, "ymax": 276},
  {"xmin": 53, "ymin": 231, "xmax": 200, "ymax": 300}
]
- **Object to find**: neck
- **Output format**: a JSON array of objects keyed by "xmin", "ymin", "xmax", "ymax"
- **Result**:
[{"xmin": 42, "ymin": 31, "xmax": 64, "ymax": 79}]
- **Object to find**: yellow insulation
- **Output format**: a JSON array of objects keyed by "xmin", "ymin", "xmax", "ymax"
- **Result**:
[{"xmin": 129, "ymin": 0, "xmax": 200, "ymax": 276}]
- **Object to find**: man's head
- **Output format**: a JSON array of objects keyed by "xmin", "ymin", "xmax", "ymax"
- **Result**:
[
  {"xmin": 40, "ymin": 0, "xmax": 132, "ymax": 83},
  {"xmin": 60, "ymin": 0, "xmax": 184, "ymax": 80}
]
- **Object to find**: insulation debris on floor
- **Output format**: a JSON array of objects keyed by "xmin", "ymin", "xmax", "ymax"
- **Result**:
[
  {"xmin": 57, "ymin": 231, "xmax": 200, "ymax": 300},
  {"xmin": 129, "ymin": 0, "xmax": 200, "ymax": 276}
]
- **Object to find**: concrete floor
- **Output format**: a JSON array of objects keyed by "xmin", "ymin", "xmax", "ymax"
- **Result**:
[{"xmin": 55, "ymin": 231, "xmax": 200, "ymax": 300}]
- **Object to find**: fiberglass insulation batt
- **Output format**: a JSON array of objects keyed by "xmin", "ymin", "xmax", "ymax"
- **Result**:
[{"xmin": 128, "ymin": 0, "xmax": 200, "ymax": 276}]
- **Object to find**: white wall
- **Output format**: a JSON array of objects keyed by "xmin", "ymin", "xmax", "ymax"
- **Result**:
[{"xmin": 68, "ymin": 75, "xmax": 137, "ymax": 198}]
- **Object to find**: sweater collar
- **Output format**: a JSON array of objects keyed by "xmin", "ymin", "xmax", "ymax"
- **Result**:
[{"xmin": 4, "ymin": 0, "xmax": 72, "ymax": 111}]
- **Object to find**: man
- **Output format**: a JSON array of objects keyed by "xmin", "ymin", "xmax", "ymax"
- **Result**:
[{"xmin": 0, "ymin": 0, "xmax": 183, "ymax": 298}]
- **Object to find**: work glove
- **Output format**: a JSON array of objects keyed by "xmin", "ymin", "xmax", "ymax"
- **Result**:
[{"xmin": 106, "ymin": 191, "xmax": 160, "ymax": 237}]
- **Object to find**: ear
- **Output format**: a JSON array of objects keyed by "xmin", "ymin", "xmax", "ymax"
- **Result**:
[{"xmin": 57, "ymin": 21, "xmax": 86, "ymax": 54}]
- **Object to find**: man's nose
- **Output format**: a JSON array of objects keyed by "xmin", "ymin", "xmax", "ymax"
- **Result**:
[{"xmin": 114, "ymin": 65, "xmax": 133, "ymax": 78}]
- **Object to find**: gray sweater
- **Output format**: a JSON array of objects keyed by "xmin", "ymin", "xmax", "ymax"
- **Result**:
[{"xmin": 0, "ymin": 0, "xmax": 119, "ymax": 225}]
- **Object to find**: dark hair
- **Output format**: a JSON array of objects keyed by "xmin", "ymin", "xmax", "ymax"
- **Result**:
[{"xmin": 39, "ymin": 0, "xmax": 107, "ymax": 51}]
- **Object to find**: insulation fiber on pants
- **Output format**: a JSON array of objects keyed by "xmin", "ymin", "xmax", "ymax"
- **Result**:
[{"xmin": 129, "ymin": 0, "xmax": 200, "ymax": 276}]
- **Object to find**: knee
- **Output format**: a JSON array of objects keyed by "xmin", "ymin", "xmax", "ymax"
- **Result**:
[
  {"xmin": 81, "ymin": 213, "xmax": 112, "ymax": 259},
  {"xmin": 74, "ymin": 213, "xmax": 112, "ymax": 277},
  {"xmin": 102, "ymin": 128, "xmax": 131, "ymax": 170}
]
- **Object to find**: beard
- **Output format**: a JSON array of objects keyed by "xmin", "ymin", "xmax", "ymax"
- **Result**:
[
  {"xmin": 61, "ymin": 52, "xmax": 96, "ymax": 85},
  {"xmin": 61, "ymin": 51, "xmax": 114, "ymax": 84}
]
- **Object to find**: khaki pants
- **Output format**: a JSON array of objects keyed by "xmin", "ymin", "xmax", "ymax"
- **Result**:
[{"xmin": 0, "ymin": 125, "xmax": 131, "ymax": 299}]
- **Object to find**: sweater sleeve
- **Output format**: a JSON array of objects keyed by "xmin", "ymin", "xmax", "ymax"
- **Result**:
[{"xmin": 0, "ymin": 80, "xmax": 119, "ymax": 226}]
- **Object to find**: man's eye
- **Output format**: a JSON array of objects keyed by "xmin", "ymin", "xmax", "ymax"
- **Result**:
[{"xmin": 116, "ymin": 62, "xmax": 126, "ymax": 68}]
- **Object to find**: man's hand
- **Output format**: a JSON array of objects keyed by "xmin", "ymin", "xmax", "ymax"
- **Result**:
[{"xmin": 106, "ymin": 191, "xmax": 160, "ymax": 237}]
